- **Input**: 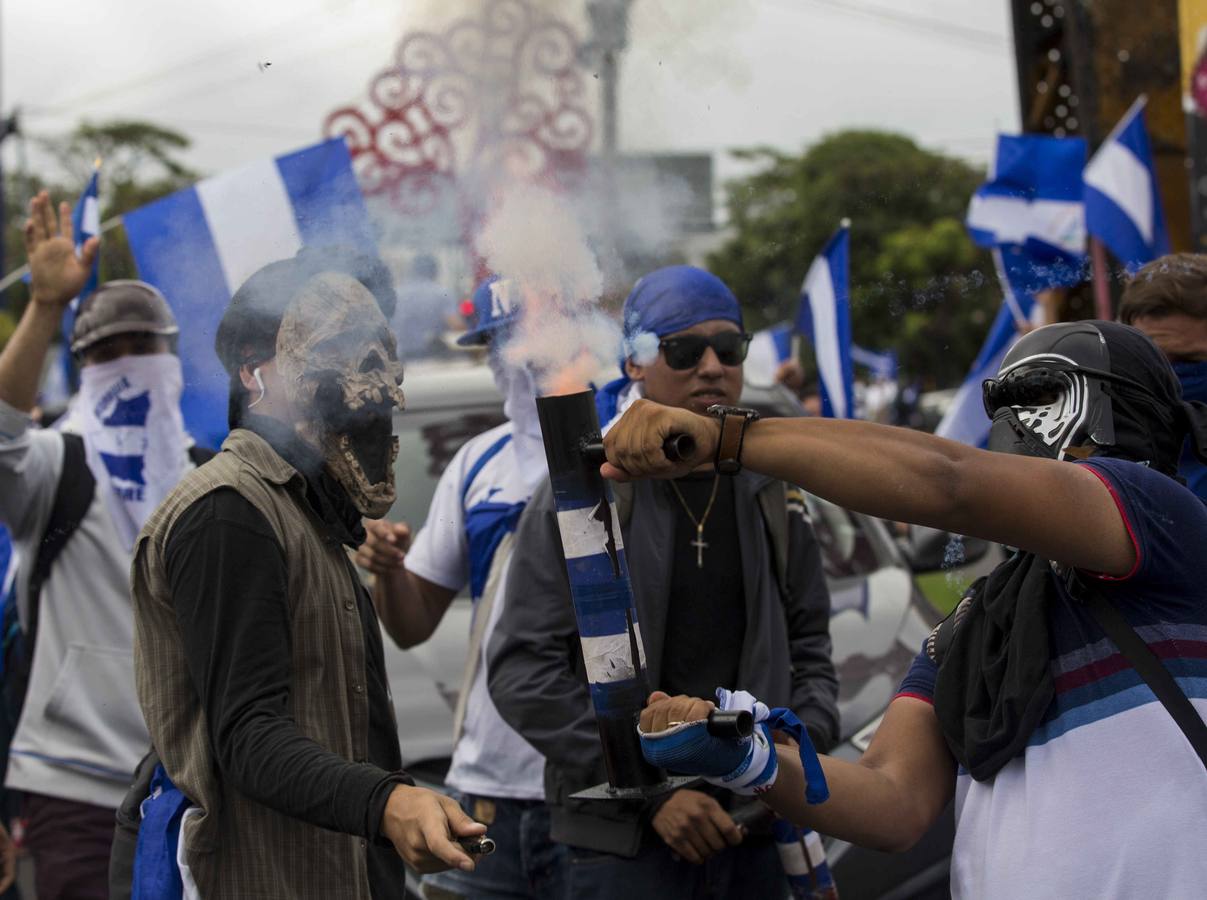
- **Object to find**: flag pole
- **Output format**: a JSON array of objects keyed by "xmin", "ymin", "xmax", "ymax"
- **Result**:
[
  {"xmin": 1090, "ymin": 237, "xmax": 1113, "ymax": 320},
  {"xmin": 991, "ymin": 249, "xmax": 1030, "ymax": 330}
]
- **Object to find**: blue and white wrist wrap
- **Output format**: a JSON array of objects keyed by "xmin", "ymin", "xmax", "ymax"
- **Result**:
[{"xmin": 638, "ymin": 689, "xmax": 830, "ymax": 803}]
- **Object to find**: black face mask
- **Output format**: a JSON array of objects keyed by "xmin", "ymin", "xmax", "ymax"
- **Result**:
[{"xmin": 981, "ymin": 321, "xmax": 1196, "ymax": 474}]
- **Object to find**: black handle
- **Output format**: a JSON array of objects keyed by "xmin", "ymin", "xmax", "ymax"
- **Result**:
[
  {"xmin": 580, "ymin": 433, "xmax": 697, "ymax": 467},
  {"xmin": 706, "ymin": 709, "xmax": 753, "ymax": 739}
]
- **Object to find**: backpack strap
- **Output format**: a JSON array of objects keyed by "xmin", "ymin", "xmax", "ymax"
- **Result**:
[
  {"xmin": 1079, "ymin": 578, "xmax": 1207, "ymax": 771},
  {"xmin": 27, "ymin": 433, "xmax": 96, "ymax": 645}
]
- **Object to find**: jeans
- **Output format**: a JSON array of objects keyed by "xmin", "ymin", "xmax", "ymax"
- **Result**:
[
  {"xmin": 563, "ymin": 837, "xmax": 785, "ymax": 900},
  {"xmin": 422, "ymin": 793, "xmax": 563, "ymax": 900}
]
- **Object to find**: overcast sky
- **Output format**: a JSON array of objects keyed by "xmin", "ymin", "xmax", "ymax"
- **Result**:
[{"xmin": 6, "ymin": 0, "xmax": 1019, "ymax": 189}]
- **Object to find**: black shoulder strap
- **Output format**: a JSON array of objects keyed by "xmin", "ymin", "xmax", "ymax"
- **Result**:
[
  {"xmin": 187, "ymin": 445, "xmax": 216, "ymax": 467},
  {"xmin": 28, "ymin": 433, "xmax": 96, "ymax": 644},
  {"xmin": 1083, "ymin": 583, "xmax": 1207, "ymax": 771}
]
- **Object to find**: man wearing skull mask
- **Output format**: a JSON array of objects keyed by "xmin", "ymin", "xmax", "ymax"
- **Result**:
[
  {"xmin": 130, "ymin": 248, "xmax": 486, "ymax": 899},
  {"xmin": 603, "ymin": 320, "xmax": 1207, "ymax": 898}
]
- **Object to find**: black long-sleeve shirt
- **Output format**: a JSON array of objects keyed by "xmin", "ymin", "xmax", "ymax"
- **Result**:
[{"xmin": 164, "ymin": 416, "xmax": 409, "ymax": 899}]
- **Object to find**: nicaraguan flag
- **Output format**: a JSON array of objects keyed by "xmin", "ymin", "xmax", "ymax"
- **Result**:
[
  {"xmin": 124, "ymin": 138, "xmax": 376, "ymax": 447},
  {"xmin": 71, "ymin": 168, "xmax": 101, "ymax": 309},
  {"xmin": 795, "ymin": 222, "xmax": 855, "ymax": 418},
  {"xmin": 966, "ymin": 134, "xmax": 1087, "ymax": 289},
  {"xmin": 1084, "ymin": 96, "xmax": 1170, "ymax": 271},
  {"xmin": 744, "ymin": 322, "xmax": 795, "ymax": 388},
  {"xmin": 935, "ymin": 295, "xmax": 1037, "ymax": 448},
  {"xmin": 850, "ymin": 344, "xmax": 897, "ymax": 381},
  {"xmin": 0, "ymin": 527, "xmax": 14, "ymax": 603}
]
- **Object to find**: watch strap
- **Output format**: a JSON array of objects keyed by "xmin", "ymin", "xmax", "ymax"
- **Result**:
[{"xmin": 715, "ymin": 413, "xmax": 750, "ymax": 475}]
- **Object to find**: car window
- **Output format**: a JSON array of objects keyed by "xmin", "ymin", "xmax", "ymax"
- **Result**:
[
  {"xmin": 390, "ymin": 405, "xmax": 507, "ymax": 527},
  {"xmin": 806, "ymin": 493, "xmax": 879, "ymax": 579}
]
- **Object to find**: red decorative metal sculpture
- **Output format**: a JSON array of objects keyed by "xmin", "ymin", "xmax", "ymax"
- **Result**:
[{"xmin": 323, "ymin": 0, "xmax": 595, "ymax": 223}]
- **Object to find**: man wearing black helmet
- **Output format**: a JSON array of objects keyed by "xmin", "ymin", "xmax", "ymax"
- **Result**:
[
  {"xmin": 604, "ymin": 320, "xmax": 1207, "ymax": 899},
  {"xmin": 0, "ymin": 191, "xmax": 205, "ymax": 898}
]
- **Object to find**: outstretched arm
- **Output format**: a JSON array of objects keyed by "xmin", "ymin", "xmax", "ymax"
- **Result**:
[
  {"xmin": 641, "ymin": 692, "xmax": 955, "ymax": 853},
  {"xmin": 0, "ymin": 191, "xmax": 99, "ymax": 412},
  {"xmin": 601, "ymin": 400, "xmax": 1136, "ymax": 577}
]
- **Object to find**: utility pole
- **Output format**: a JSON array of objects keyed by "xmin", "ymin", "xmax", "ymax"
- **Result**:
[{"xmin": 582, "ymin": 0, "xmax": 633, "ymax": 160}]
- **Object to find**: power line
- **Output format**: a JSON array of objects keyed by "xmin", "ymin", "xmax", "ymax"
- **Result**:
[
  {"xmin": 765, "ymin": 0, "xmax": 1009, "ymax": 52},
  {"xmin": 23, "ymin": 0, "xmax": 359, "ymax": 118}
]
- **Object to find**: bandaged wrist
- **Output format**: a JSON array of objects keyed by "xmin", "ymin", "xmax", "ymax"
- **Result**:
[{"xmin": 708, "ymin": 723, "xmax": 778, "ymax": 795}]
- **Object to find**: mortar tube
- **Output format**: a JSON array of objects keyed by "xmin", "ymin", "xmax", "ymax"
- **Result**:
[{"xmin": 535, "ymin": 389, "xmax": 665, "ymax": 791}]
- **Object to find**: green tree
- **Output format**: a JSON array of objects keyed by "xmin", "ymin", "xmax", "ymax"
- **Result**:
[
  {"xmin": 1, "ymin": 119, "xmax": 200, "ymax": 348},
  {"xmin": 708, "ymin": 130, "xmax": 999, "ymax": 388}
]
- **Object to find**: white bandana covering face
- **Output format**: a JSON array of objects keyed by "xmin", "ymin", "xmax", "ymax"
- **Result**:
[
  {"xmin": 488, "ymin": 351, "xmax": 546, "ymax": 493},
  {"xmin": 62, "ymin": 354, "xmax": 191, "ymax": 550}
]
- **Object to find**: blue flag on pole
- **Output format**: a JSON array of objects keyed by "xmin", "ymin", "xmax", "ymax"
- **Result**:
[
  {"xmin": 934, "ymin": 300, "xmax": 1033, "ymax": 448},
  {"xmin": 1084, "ymin": 96, "xmax": 1170, "ymax": 272},
  {"xmin": 123, "ymin": 138, "xmax": 376, "ymax": 448},
  {"xmin": 850, "ymin": 344, "xmax": 897, "ymax": 381},
  {"xmin": 795, "ymin": 222, "xmax": 854, "ymax": 418},
  {"xmin": 70, "ymin": 168, "xmax": 101, "ymax": 310},
  {"xmin": 966, "ymin": 134, "xmax": 1087, "ymax": 315}
]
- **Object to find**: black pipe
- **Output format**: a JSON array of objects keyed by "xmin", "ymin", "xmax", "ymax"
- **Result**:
[{"xmin": 535, "ymin": 389, "xmax": 665, "ymax": 791}]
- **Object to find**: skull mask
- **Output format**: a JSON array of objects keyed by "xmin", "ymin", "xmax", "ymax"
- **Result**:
[{"xmin": 276, "ymin": 272, "xmax": 406, "ymax": 517}]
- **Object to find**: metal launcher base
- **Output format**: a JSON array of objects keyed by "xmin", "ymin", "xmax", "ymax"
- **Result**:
[{"xmin": 570, "ymin": 774, "xmax": 700, "ymax": 802}]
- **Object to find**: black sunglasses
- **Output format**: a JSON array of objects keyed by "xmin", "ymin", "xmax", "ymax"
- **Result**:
[{"xmin": 658, "ymin": 332, "xmax": 752, "ymax": 370}]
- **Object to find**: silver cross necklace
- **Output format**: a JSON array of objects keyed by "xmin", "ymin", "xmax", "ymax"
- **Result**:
[{"xmin": 668, "ymin": 475, "xmax": 721, "ymax": 568}]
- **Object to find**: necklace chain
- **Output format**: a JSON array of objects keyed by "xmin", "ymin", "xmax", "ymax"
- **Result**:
[{"xmin": 668, "ymin": 475, "xmax": 721, "ymax": 568}]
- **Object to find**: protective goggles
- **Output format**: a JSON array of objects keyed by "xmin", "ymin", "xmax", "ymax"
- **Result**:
[
  {"xmin": 982, "ymin": 363, "xmax": 1153, "ymax": 418},
  {"xmin": 658, "ymin": 332, "xmax": 752, "ymax": 370}
]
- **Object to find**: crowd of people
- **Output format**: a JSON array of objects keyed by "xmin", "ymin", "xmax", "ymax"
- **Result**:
[{"xmin": 0, "ymin": 187, "xmax": 1204, "ymax": 900}]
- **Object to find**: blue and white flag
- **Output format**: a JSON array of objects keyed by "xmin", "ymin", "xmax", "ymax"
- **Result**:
[
  {"xmin": 745, "ymin": 322, "xmax": 795, "ymax": 388},
  {"xmin": 966, "ymin": 133, "xmax": 1087, "ymax": 264},
  {"xmin": 935, "ymin": 296, "xmax": 1036, "ymax": 448},
  {"xmin": 850, "ymin": 344, "xmax": 897, "ymax": 381},
  {"xmin": 795, "ymin": 222, "xmax": 855, "ymax": 418},
  {"xmin": 0, "ymin": 526, "xmax": 14, "ymax": 605},
  {"xmin": 124, "ymin": 138, "xmax": 376, "ymax": 448},
  {"xmin": 1084, "ymin": 96, "xmax": 1170, "ymax": 271},
  {"xmin": 70, "ymin": 167, "xmax": 101, "ymax": 311}
]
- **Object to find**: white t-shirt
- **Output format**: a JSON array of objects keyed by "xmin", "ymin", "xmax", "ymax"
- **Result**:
[{"xmin": 405, "ymin": 423, "xmax": 546, "ymax": 800}]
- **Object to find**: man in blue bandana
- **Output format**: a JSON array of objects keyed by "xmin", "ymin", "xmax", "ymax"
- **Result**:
[
  {"xmin": 1120, "ymin": 253, "xmax": 1207, "ymax": 501},
  {"xmin": 488, "ymin": 265, "xmax": 838, "ymax": 899}
]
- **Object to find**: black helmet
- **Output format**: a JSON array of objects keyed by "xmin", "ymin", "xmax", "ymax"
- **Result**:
[{"xmin": 982, "ymin": 320, "xmax": 1190, "ymax": 475}]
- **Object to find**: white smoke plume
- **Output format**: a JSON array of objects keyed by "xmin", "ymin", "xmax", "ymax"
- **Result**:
[{"xmin": 476, "ymin": 182, "xmax": 620, "ymax": 395}]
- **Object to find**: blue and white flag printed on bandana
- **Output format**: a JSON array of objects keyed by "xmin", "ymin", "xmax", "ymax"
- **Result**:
[
  {"xmin": 745, "ymin": 322, "xmax": 795, "ymax": 388},
  {"xmin": 966, "ymin": 133, "xmax": 1088, "ymax": 268},
  {"xmin": 59, "ymin": 354, "xmax": 193, "ymax": 551},
  {"xmin": 796, "ymin": 223, "xmax": 855, "ymax": 418},
  {"xmin": 1084, "ymin": 96, "xmax": 1170, "ymax": 272},
  {"xmin": 123, "ymin": 138, "xmax": 376, "ymax": 448}
]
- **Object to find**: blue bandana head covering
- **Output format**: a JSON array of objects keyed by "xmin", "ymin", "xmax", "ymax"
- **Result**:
[{"xmin": 597, "ymin": 266, "xmax": 744, "ymax": 423}]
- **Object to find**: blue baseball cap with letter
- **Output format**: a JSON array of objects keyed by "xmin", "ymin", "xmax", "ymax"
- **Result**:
[{"xmin": 457, "ymin": 276, "xmax": 522, "ymax": 346}]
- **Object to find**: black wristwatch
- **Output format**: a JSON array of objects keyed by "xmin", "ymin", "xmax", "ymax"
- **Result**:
[{"xmin": 706, "ymin": 405, "xmax": 761, "ymax": 475}]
